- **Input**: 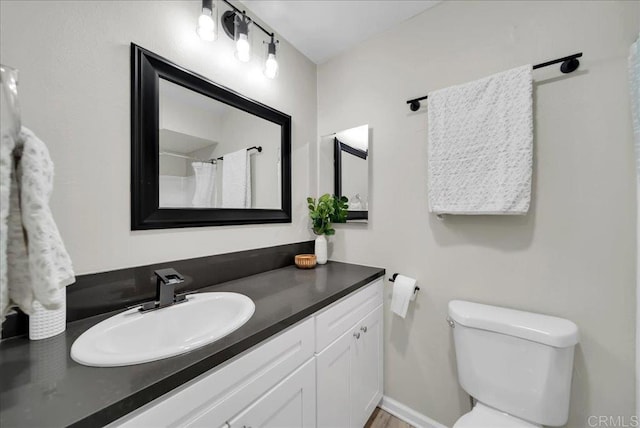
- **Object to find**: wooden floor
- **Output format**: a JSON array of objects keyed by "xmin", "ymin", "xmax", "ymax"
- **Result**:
[{"xmin": 364, "ymin": 407, "xmax": 414, "ymax": 428}]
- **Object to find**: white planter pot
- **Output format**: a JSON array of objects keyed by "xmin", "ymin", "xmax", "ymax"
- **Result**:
[{"xmin": 315, "ymin": 235, "xmax": 328, "ymax": 264}]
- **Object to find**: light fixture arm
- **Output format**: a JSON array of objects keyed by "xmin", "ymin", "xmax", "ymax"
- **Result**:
[
  {"xmin": 221, "ymin": 0, "xmax": 274, "ymax": 39},
  {"xmin": 266, "ymin": 34, "xmax": 278, "ymax": 55}
]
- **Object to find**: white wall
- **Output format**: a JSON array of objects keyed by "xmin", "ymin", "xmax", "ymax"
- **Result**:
[
  {"xmin": 0, "ymin": 0, "xmax": 317, "ymax": 274},
  {"xmin": 159, "ymin": 82, "xmax": 224, "ymax": 144},
  {"xmin": 318, "ymin": 135, "xmax": 335, "ymax": 196},
  {"xmin": 317, "ymin": 1, "xmax": 638, "ymax": 426}
]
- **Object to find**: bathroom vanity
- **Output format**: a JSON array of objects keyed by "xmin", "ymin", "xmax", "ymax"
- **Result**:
[
  {"xmin": 112, "ymin": 278, "xmax": 382, "ymax": 428},
  {"xmin": 0, "ymin": 257, "xmax": 384, "ymax": 428}
]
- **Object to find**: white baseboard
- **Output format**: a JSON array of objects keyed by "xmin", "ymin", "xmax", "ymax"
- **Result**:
[{"xmin": 379, "ymin": 395, "xmax": 448, "ymax": 428}]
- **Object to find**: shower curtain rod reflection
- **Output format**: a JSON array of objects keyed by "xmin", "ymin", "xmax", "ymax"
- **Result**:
[
  {"xmin": 210, "ymin": 145, "xmax": 263, "ymax": 163},
  {"xmin": 405, "ymin": 52, "xmax": 583, "ymax": 111},
  {"xmin": 161, "ymin": 146, "xmax": 263, "ymax": 164}
]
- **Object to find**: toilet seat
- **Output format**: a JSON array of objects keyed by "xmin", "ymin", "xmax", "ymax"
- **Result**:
[{"xmin": 452, "ymin": 403, "xmax": 542, "ymax": 428}]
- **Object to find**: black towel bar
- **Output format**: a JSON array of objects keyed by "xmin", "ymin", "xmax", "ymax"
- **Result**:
[{"xmin": 406, "ymin": 52, "xmax": 583, "ymax": 111}]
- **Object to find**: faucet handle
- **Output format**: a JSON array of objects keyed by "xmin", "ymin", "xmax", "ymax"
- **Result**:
[
  {"xmin": 154, "ymin": 268, "xmax": 185, "ymax": 285},
  {"xmin": 126, "ymin": 300, "xmax": 157, "ymax": 312},
  {"xmin": 174, "ymin": 292, "xmax": 189, "ymax": 303}
]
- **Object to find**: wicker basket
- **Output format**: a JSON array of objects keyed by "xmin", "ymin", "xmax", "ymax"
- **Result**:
[{"xmin": 295, "ymin": 254, "xmax": 317, "ymax": 269}]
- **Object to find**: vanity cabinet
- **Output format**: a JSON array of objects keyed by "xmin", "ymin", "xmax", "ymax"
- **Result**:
[
  {"xmin": 316, "ymin": 305, "xmax": 383, "ymax": 428},
  {"xmin": 111, "ymin": 278, "xmax": 383, "ymax": 428}
]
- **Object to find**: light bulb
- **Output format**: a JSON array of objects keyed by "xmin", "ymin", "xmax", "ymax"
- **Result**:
[
  {"xmin": 236, "ymin": 33, "xmax": 251, "ymax": 62},
  {"xmin": 264, "ymin": 53, "xmax": 278, "ymax": 79},
  {"xmin": 197, "ymin": 5, "xmax": 216, "ymax": 41}
]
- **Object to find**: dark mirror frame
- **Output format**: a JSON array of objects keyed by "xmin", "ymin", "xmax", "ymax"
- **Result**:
[
  {"xmin": 334, "ymin": 137, "xmax": 369, "ymax": 221},
  {"xmin": 131, "ymin": 44, "xmax": 292, "ymax": 230}
]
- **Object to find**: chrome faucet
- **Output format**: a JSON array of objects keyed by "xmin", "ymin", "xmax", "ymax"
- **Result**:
[
  {"xmin": 154, "ymin": 268, "xmax": 185, "ymax": 308},
  {"xmin": 132, "ymin": 268, "xmax": 187, "ymax": 313}
]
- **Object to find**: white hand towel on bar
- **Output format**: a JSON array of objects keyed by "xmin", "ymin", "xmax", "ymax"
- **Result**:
[
  {"xmin": 191, "ymin": 161, "xmax": 217, "ymax": 208},
  {"xmin": 427, "ymin": 64, "xmax": 533, "ymax": 215},
  {"xmin": 222, "ymin": 148, "xmax": 251, "ymax": 208},
  {"xmin": 4, "ymin": 128, "xmax": 75, "ymax": 320}
]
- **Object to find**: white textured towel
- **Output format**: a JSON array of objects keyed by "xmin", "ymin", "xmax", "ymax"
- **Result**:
[
  {"xmin": 222, "ymin": 149, "xmax": 251, "ymax": 208},
  {"xmin": 3, "ymin": 128, "xmax": 75, "ymax": 320},
  {"xmin": 1, "ymin": 66, "xmax": 19, "ymax": 322},
  {"xmin": 427, "ymin": 65, "xmax": 533, "ymax": 215},
  {"xmin": 191, "ymin": 161, "xmax": 217, "ymax": 208}
]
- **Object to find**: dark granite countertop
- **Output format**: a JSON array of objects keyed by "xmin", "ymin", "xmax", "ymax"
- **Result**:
[{"xmin": 0, "ymin": 261, "xmax": 384, "ymax": 428}]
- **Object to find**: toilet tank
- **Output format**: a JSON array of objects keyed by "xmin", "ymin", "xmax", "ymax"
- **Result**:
[{"xmin": 448, "ymin": 300, "xmax": 579, "ymax": 427}]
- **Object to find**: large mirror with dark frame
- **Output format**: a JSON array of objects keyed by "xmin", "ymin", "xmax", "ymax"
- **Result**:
[
  {"xmin": 319, "ymin": 124, "xmax": 369, "ymax": 222},
  {"xmin": 131, "ymin": 44, "xmax": 291, "ymax": 230}
]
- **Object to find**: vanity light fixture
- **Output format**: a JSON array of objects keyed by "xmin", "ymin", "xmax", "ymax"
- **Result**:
[
  {"xmin": 213, "ymin": 0, "xmax": 280, "ymax": 77},
  {"xmin": 264, "ymin": 35, "xmax": 279, "ymax": 79},
  {"xmin": 196, "ymin": 0, "xmax": 217, "ymax": 42}
]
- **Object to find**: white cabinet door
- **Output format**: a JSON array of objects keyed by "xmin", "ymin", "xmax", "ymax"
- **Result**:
[
  {"xmin": 316, "ymin": 327, "xmax": 356, "ymax": 428},
  {"xmin": 316, "ymin": 304, "xmax": 383, "ymax": 428},
  {"xmin": 228, "ymin": 359, "xmax": 316, "ymax": 428},
  {"xmin": 351, "ymin": 305, "xmax": 383, "ymax": 428}
]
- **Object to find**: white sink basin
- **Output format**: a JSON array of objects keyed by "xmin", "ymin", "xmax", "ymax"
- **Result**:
[{"xmin": 71, "ymin": 292, "xmax": 255, "ymax": 367}]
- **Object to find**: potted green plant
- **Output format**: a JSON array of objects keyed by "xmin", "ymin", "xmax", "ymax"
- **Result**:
[{"xmin": 307, "ymin": 194, "xmax": 348, "ymax": 264}]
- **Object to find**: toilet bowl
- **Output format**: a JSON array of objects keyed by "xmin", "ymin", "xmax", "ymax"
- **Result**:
[{"xmin": 448, "ymin": 300, "xmax": 579, "ymax": 428}]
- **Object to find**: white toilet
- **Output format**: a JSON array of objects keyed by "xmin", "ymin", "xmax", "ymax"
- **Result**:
[{"xmin": 448, "ymin": 300, "xmax": 579, "ymax": 428}]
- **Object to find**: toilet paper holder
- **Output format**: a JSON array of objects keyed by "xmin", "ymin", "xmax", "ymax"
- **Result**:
[{"xmin": 388, "ymin": 273, "xmax": 420, "ymax": 295}]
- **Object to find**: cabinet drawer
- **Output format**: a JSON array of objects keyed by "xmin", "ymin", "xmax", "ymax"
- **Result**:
[
  {"xmin": 315, "ymin": 279, "xmax": 382, "ymax": 352},
  {"xmin": 113, "ymin": 318, "xmax": 315, "ymax": 428}
]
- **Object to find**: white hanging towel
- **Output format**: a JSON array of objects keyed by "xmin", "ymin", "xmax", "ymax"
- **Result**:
[
  {"xmin": 427, "ymin": 65, "xmax": 533, "ymax": 215},
  {"xmin": 3, "ymin": 128, "xmax": 75, "ymax": 320},
  {"xmin": 0, "ymin": 132, "xmax": 16, "ymax": 321},
  {"xmin": 222, "ymin": 149, "xmax": 251, "ymax": 208},
  {"xmin": 191, "ymin": 161, "xmax": 217, "ymax": 207},
  {"xmin": 0, "ymin": 66, "xmax": 19, "ymax": 322}
]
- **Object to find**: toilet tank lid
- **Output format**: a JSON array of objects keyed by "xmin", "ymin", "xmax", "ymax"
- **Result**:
[{"xmin": 448, "ymin": 300, "xmax": 579, "ymax": 348}]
